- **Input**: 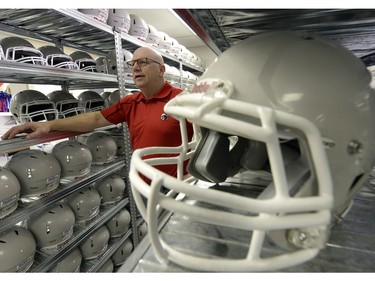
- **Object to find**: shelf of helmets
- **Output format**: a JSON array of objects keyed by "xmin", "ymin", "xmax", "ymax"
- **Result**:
[{"xmin": 0, "ymin": 8, "xmax": 204, "ymax": 83}]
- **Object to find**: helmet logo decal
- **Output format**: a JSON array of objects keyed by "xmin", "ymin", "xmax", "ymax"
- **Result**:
[{"xmin": 160, "ymin": 113, "xmax": 168, "ymax": 121}]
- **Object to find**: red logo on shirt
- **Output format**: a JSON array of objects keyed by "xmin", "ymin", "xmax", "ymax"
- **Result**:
[{"xmin": 160, "ymin": 113, "xmax": 168, "ymax": 121}]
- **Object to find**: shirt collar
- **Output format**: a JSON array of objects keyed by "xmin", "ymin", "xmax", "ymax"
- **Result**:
[{"xmin": 135, "ymin": 82, "xmax": 173, "ymax": 102}]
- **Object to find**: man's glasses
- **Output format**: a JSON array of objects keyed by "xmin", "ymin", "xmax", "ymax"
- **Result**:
[{"xmin": 126, "ymin": 57, "xmax": 161, "ymax": 69}]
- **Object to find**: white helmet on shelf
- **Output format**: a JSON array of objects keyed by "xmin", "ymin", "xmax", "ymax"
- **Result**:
[
  {"xmin": 6, "ymin": 149, "xmax": 61, "ymax": 202},
  {"xmin": 27, "ymin": 203, "xmax": 75, "ymax": 255},
  {"xmin": 79, "ymin": 225, "xmax": 110, "ymax": 260},
  {"xmin": 105, "ymin": 208, "xmax": 131, "ymax": 238},
  {"xmin": 0, "ymin": 36, "xmax": 45, "ymax": 65},
  {"xmin": 84, "ymin": 131, "xmax": 118, "ymax": 165},
  {"xmin": 47, "ymin": 90, "xmax": 85, "ymax": 118},
  {"xmin": 49, "ymin": 248, "xmax": 82, "ymax": 273},
  {"xmin": 10, "ymin": 89, "xmax": 58, "ymax": 124},
  {"xmin": 0, "ymin": 167, "xmax": 21, "ymax": 220},
  {"xmin": 163, "ymin": 63, "xmax": 174, "ymax": 83},
  {"xmin": 128, "ymin": 14, "xmax": 148, "ymax": 42},
  {"xmin": 94, "ymin": 173, "xmax": 126, "ymax": 205},
  {"xmin": 157, "ymin": 31, "xmax": 172, "ymax": 53},
  {"xmin": 78, "ymin": 9, "xmax": 109, "ymax": 23},
  {"xmin": 67, "ymin": 186, "xmax": 101, "ymax": 225},
  {"xmin": 0, "ymin": 226, "xmax": 37, "ymax": 272},
  {"xmin": 169, "ymin": 37, "xmax": 181, "ymax": 58},
  {"xmin": 146, "ymin": 24, "xmax": 160, "ymax": 47},
  {"xmin": 107, "ymin": 9, "xmax": 131, "ymax": 34},
  {"xmin": 129, "ymin": 30, "xmax": 375, "ymax": 272},
  {"xmin": 52, "ymin": 140, "xmax": 93, "ymax": 182},
  {"xmin": 70, "ymin": 51, "xmax": 98, "ymax": 72}
]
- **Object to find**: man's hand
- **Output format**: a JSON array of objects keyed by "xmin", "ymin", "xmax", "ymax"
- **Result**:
[{"xmin": 1, "ymin": 122, "xmax": 52, "ymax": 140}]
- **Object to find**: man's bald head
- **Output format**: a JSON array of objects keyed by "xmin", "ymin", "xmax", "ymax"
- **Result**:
[{"xmin": 132, "ymin": 47, "xmax": 164, "ymax": 65}]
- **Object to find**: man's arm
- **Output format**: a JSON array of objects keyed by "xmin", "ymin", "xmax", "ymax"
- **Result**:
[{"xmin": 1, "ymin": 111, "xmax": 113, "ymax": 140}]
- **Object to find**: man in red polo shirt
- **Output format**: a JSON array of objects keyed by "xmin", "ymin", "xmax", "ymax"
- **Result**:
[{"xmin": 1, "ymin": 46, "xmax": 193, "ymax": 178}]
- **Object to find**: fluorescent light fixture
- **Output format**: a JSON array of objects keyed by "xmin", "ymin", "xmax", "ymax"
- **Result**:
[{"xmin": 168, "ymin": 9, "xmax": 198, "ymax": 36}]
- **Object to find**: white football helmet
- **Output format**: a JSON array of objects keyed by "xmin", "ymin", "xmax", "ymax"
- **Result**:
[
  {"xmin": 67, "ymin": 186, "xmax": 101, "ymax": 225},
  {"xmin": 84, "ymin": 131, "xmax": 118, "ymax": 165},
  {"xmin": 94, "ymin": 173, "xmax": 126, "ymax": 205},
  {"xmin": 105, "ymin": 209, "xmax": 131, "ymax": 238},
  {"xmin": 27, "ymin": 203, "xmax": 75, "ymax": 255},
  {"xmin": 38, "ymin": 45, "xmax": 78, "ymax": 70},
  {"xmin": 0, "ymin": 167, "xmax": 21, "ymax": 219},
  {"xmin": 163, "ymin": 64, "xmax": 174, "ymax": 83},
  {"xmin": 52, "ymin": 140, "xmax": 93, "ymax": 182},
  {"xmin": 77, "ymin": 90, "xmax": 105, "ymax": 112},
  {"xmin": 128, "ymin": 14, "xmax": 148, "ymax": 42},
  {"xmin": 146, "ymin": 24, "xmax": 160, "ymax": 47},
  {"xmin": 129, "ymin": 31, "xmax": 375, "ymax": 271},
  {"xmin": 6, "ymin": 149, "xmax": 61, "ymax": 202},
  {"xmin": 70, "ymin": 51, "xmax": 98, "ymax": 72},
  {"xmin": 0, "ymin": 226, "xmax": 36, "ymax": 272},
  {"xmin": 169, "ymin": 37, "xmax": 181, "ymax": 58},
  {"xmin": 0, "ymin": 36, "xmax": 45, "ymax": 65},
  {"xmin": 111, "ymin": 238, "xmax": 133, "ymax": 267},
  {"xmin": 78, "ymin": 9, "xmax": 109, "ymax": 23},
  {"xmin": 157, "ymin": 31, "xmax": 172, "ymax": 53},
  {"xmin": 10, "ymin": 89, "xmax": 58, "ymax": 124},
  {"xmin": 79, "ymin": 225, "xmax": 110, "ymax": 260},
  {"xmin": 47, "ymin": 90, "xmax": 85, "ymax": 118},
  {"xmin": 49, "ymin": 248, "xmax": 82, "ymax": 272},
  {"xmin": 107, "ymin": 9, "xmax": 131, "ymax": 34}
]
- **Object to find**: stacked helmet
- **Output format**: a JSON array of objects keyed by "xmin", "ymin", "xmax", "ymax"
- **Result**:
[
  {"xmin": 129, "ymin": 30, "xmax": 375, "ymax": 271},
  {"xmin": 157, "ymin": 31, "xmax": 172, "ymax": 53},
  {"xmin": 0, "ymin": 167, "xmax": 21, "ymax": 219},
  {"xmin": 138, "ymin": 223, "xmax": 148, "ymax": 242},
  {"xmin": 84, "ymin": 131, "xmax": 118, "ymax": 165},
  {"xmin": 47, "ymin": 90, "xmax": 85, "ymax": 118},
  {"xmin": 101, "ymin": 89, "xmax": 121, "ymax": 107},
  {"xmin": 107, "ymin": 9, "xmax": 131, "ymax": 34},
  {"xmin": 77, "ymin": 90, "xmax": 105, "ymax": 112},
  {"xmin": 79, "ymin": 225, "xmax": 110, "ymax": 260},
  {"xmin": 27, "ymin": 203, "xmax": 75, "ymax": 255},
  {"xmin": 146, "ymin": 24, "xmax": 160, "ymax": 47},
  {"xmin": 128, "ymin": 14, "xmax": 148, "ymax": 42},
  {"xmin": 111, "ymin": 239, "xmax": 133, "ymax": 267},
  {"xmin": 0, "ymin": 36, "xmax": 45, "ymax": 65},
  {"xmin": 38, "ymin": 45, "xmax": 78, "ymax": 70},
  {"xmin": 67, "ymin": 186, "xmax": 101, "ymax": 225},
  {"xmin": 163, "ymin": 64, "xmax": 174, "ymax": 83},
  {"xmin": 170, "ymin": 37, "xmax": 181, "ymax": 58},
  {"xmin": 109, "ymin": 133, "xmax": 126, "ymax": 155},
  {"xmin": 105, "ymin": 209, "xmax": 131, "ymax": 238},
  {"xmin": 96, "ymin": 56, "xmax": 108, "ymax": 73},
  {"xmin": 169, "ymin": 66, "xmax": 181, "ymax": 85},
  {"xmin": 179, "ymin": 45, "xmax": 190, "ymax": 63},
  {"xmin": 94, "ymin": 173, "xmax": 126, "ymax": 205},
  {"xmin": 52, "ymin": 140, "xmax": 93, "ymax": 182},
  {"xmin": 97, "ymin": 258, "xmax": 114, "ymax": 272},
  {"xmin": 49, "ymin": 248, "xmax": 82, "ymax": 272},
  {"xmin": 70, "ymin": 51, "xmax": 98, "ymax": 72},
  {"xmin": 6, "ymin": 149, "xmax": 61, "ymax": 202},
  {"xmin": 78, "ymin": 9, "xmax": 109, "ymax": 23},
  {"xmin": 0, "ymin": 226, "xmax": 37, "ymax": 272},
  {"xmin": 10, "ymin": 90, "xmax": 58, "ymax": 124},
  {"xmin": 105, "ymin": 48, "xmax": 133, "ymax": 77}
]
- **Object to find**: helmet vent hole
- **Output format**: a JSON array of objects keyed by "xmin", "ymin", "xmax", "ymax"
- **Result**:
[
  {"xmin": 48, "ymin": 211, "xmax": 55, "ymax": 214},
  {"xmin": 0, "ymin": 240, "xmax": 5, "ymax": 243},
  {"xmin": 14, "ymin": 230, "xmax": 19, "ymax": 235},
  {"xmin": 349, "ymin": 173, "xmax": 365, "ymax": 192}
]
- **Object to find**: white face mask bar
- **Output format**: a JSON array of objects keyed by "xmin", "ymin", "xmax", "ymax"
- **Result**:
[
  {"xmin": 6, "ymin": 46, "xmax": 46, "ymax": 65},
  {"xmin": 46, "ymin": 54, "xmax": 79, "ymax": 70},
  {"xmin": 130, "ymin": 78, "xmax": 334, "ymax": 272}
]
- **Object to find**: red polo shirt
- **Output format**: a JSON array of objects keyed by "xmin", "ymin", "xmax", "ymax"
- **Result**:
[{"xmin": 100, "ymin": 82, "xmax": 193, "ymax": 178}]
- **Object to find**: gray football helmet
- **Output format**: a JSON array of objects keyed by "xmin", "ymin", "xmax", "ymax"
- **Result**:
[
  {"xmin": 70, "ymin": 51, "xmax": 98, "ymax": 72},
  {"xmin": 77, "ymin": 90, "xmax": 105, "ymax": 112},
  {"xmin": 38, "ymin": 45, "xmax": 78, "ymax": 70},
  {"xmin": 6, "ymin": 149, "xmax": 61, "ymax": 202},
  {"xmin": 49, "ymin": 248, "xmax": 82, "ymax": 273},
  {"xmin": 84, "ymin": 131, "xmax": 118, "ymax": 165},
  {"xmin": 105, "ymin": 209, "xmax": 131, "ymax": 238},
  {"xmin": 52, "ymin": 140, "xmax": 93, "ymax": 182},
  {"xmin": 0, "ymin": 167, "xmax": 21, "ymax": 219},
  {"xmin": 79, "ymin": 225, "xmax": 110, "ymax": 260},
  {"xmin": 105, "ymin": 48, "xmax": 133, "ymax": 77},
  {"xmin": 0, "ymin": 36, "xmax": 45, "ymax": 65},
  {"xmin": 47, "ymin": 90, "xmax": 85, "ymax": 118},
  {"xmin": 94, "ymin": 173, "xmax": 126, "ymax": 205},
  {"xmin": 111, "ymin": 238, "xmax": 133, "ymax": 267},
  {"xmin": 0, "ymin": 226, "xmax": 37, "ymax": 272},
  {"xmin": 67, "ymin": 186, "xmax": 101, "ymax": 225},
  {"xmin": 27, "ymin": 203, "xmax": 75, "ymax": 255},
  {"xmin": 129, "ymin": 30, "xmax": 375, "ymax": 271},
  {"xmin": 97, "ymin": 258, "xmax": 114, "ymax": 272},
  {"xmin": 10, "ymin": 89, "xmax": 58, "ymax": 124}
]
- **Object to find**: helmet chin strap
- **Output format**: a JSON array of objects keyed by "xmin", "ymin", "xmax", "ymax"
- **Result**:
[{"xmin": 187, "ymin": 128, "xmax": 269, "ymax": 183}]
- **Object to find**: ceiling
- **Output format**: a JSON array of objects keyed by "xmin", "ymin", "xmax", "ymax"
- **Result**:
[{"xmin": 174, "ymin": 9, "xmax": 375, "ymax": 67}]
